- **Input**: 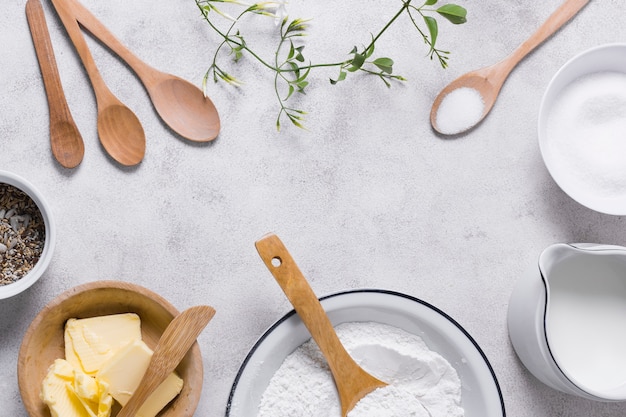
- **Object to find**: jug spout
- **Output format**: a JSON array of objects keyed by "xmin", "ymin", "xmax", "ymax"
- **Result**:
[{"xmin": 537, "ymin": 243, "xmax": 626, "ymax": 282}]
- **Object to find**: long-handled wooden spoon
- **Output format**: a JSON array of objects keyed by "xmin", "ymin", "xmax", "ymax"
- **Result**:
[
  {"xmin": 50, "ymin": 0, "xmax": 146, "ymax": 166},
  {"xmin": 116, "ymin": 305, "xmax": 216, "ymax": 417},
  {"xmin": 255, "ymin": 233, "xmax": 387, "ymax": 417},
  {"xmin": 66, "ymin": 0, "xmax": 220, "ymax": 143},
  {"xmin": 430, "ymin": 0, "xmax": 590, "ymax": 135},
  {"xmin": 26, "ymin": 0, "xmax": 84, "ymax": 169}
]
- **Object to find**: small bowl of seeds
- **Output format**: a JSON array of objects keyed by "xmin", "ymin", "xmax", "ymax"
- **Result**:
[{"xmin": 0, "ymin": 170, "xmax": 55, "ymax": 299}]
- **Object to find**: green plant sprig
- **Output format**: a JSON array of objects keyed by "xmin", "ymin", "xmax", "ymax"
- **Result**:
[{"xmin": 195, "ymin": 0, "xmax": 467, "ymax": 130}]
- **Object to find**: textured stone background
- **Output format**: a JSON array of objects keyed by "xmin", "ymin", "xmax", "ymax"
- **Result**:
[{"xmin": 2, "ymin": 0, "xmax": 626, "ymax": 416}]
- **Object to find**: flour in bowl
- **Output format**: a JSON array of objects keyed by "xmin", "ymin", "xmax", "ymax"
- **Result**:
[{"xmin": 257, "ymin": 321, "xmax": 464, "ymax": 417}]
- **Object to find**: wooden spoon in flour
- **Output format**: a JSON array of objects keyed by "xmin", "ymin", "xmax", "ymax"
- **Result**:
[{"xmin": 255, "ymin": 233, "xmax": 387, "ymax": 416}]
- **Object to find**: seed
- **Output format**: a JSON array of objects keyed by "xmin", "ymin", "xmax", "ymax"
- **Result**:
[{"xmin": 0, "ymin": 183, "xmax": 45, "ymax": 285}]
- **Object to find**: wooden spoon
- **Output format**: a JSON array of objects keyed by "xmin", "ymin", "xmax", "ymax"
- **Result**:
[
  {"xmin": 50, "ymin": 0, "xmax": 146, "ymax": 166},
  {"xmin": 67, "ymin": 0, "xmax": 220, "ymax": 142},
  {"xmin": 430, "ymin": 0, "xmax": 590, "ymax": 135},
  {"xmin": 255, "ymin": 233, "xmax": 387, "ymax": 417},
  {"xmin": 26, "ymin": 0, "xmax": 84, "ymax": 169},
  {"xmin": 116, "ymin": 305, "xmax": 216, "ymax": 417}
]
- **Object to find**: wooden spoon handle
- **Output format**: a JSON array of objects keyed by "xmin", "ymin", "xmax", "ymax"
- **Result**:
[
  {"xmin": 49, "ymin": 0, "xmax": 109, "ymax": 103},
  {"xmin": 116, "ymin": 305, "xmax": 215, "ymax": 417},
  {"xmin": 65, "ymin": 0, "xmax": 154, "ymax": 80},
  {"xmin": 255, "ymin": 234, "xmax": 354, "ymax": 368},
  {"xmin": 507, "ymin": 0, "xmax": 590, "ymax": 69},
  {"xmin": 26, "ymin": 0, "xmax": 70, "ymax": 124}
]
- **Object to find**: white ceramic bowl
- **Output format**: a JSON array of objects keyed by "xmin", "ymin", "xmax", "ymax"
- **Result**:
[
  {"xmin": 226, "ymin": 289, "xmax": 505, "ymax": 417},
  {"xmin": 538, "ymin": 43, "xmax": 626, "ymax": 215},
  {"xmin": 0, "ymin": 170, "xmax": 55, "ymax": 299}
]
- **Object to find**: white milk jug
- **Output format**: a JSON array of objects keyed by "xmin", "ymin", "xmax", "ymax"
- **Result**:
[{"xmin": 508, "ymin": 243, "xmax": 626, "ymax": 401}]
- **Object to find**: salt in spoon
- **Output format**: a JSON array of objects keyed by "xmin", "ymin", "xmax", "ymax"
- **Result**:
[
  {"xmin": 255, "ymin": 233, "xmax": 387, "ymax": 417},
  {"xmin": 26, "ymin": 0, "xmax": 84, "ymax": 169},
  {"xmin": 116, "ymin": 305, "xmax": 216, "ymax": 417},
  {"xmin": 430, "ymin": 0, "xmax": 590, "ymax": 135},
  {"xmin": 68, "ymin": 0, "xmax": 220, "ymax": 142},
  {"xmin": 50, "ymin": 0, "xmax": 146, "ymax": 166}
]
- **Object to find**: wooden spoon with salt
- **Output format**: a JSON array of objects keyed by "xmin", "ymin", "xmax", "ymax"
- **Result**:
[
  {"xmin": 255, "ymin": 233, "xmax": 387, "ymax": 417},
  {"xmin": 430, "ymin": 0, "xmax": 590, "ymax": 135},
  {"xmin": 116, "ymin": 305, "xmax": 215, "ymax": 417}
]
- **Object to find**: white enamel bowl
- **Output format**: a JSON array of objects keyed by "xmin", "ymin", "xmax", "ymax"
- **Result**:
[
  {"xmin": 538, "ymin": 43, "xmax": 626, "ymax": 215},
  {"xmin": 226, "ymin": 289, "xmax": 505, "ymax": 417},
  {"xmin": 0, "ymin": 170, "xmax": 56, "ymax": 299}
]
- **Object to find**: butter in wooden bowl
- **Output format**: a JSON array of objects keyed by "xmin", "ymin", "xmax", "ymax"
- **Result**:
[{"xmin": 18, "ymin": 281, "xmax": 203, "ymax": 417}]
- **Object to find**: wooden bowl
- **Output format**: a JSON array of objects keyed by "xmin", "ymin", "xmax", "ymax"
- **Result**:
[{"xmin": 17, "ymin": 280, "xmax": 203, "ymax": 417}]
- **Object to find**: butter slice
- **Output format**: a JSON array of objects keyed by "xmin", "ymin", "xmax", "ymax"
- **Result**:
[
  {"xmin": 97, "ymin": 340, "xmax": 184, "ymax": 417},
  {"xmin": 40, "ymin": 359, "xmax": 112, "ymax": 417},
  {"xmin": 65, "ymin": 313, "xmax": 142, "ymax": 375}
]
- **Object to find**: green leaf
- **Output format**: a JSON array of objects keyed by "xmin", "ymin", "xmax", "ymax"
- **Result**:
[
  {"xmin": 287, "ymin": 41, "xmax": 295, "ymax": 60},
  {"xmin": 364, "ymin": 36, "xmax": 375, "ymax": 58},
  {"xmin": 330, "ymin": 70, "xmax": 347, "ymax": 85},
  {"xmin": 295, "ymin": 46, "xmax": 305, "ymax": 62},
  {"xmin": 424, "ymin": 0, "xmax": 438, "ymax": 5},
  {"xmin": 285, "ymin": 85, "xmax": 295, "ymax": 100},
  {"xmin": 373, "ymin": 57, "xmax": 394, "ymax": 74},
  {"xmin": 295, "ymin": 66, "xmax": 311, "ymax": 83},
  {"xmin": 296, "ymin": 80, "xmax": 309, "ymax": 92},
  {"xmin": 436, "ymin": 4, "xmax": 467, "ymax": 24},
  {"xmin": 423, "ymin": 15, "xmax": 438, "ymax": 51},
  {"xmin": 347, "ymin": 52, "xmax": 365, "ymax": 72}
]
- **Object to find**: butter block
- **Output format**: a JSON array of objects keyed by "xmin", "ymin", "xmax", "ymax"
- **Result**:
[
  {"xmin": 65, "ymin": 313, "xmax": 142, "ymax": 375},
  {"xmin": 97, "ymin": 340, "xmax": 184, "ymax": 417},
  {"xmin": 40, "ymin": 359, "xmax": 112, "ymax": 417}
]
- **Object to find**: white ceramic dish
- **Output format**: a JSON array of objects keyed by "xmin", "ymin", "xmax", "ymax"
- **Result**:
[
  {"xmin": 538, "ymin": 43, "xmax": 626, "ymax": 215},
  {"xmin": 0, "ymin": 170, "xmax": 55, "ymax": 300},
  {"xmin": 226, "ymin": 289, "xmax": 505, "ymax": 417}
]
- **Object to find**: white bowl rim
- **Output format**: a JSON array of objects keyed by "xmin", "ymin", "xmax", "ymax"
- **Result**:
[
  {"xmin": 0, "ymin": 170, "xmax": 56, "ymax": 299},
  {"xmin": 226, "ymin": 288, "xmax": 506, "ymax": 416},
  {"xmin": 537, "ymin": 42, "xmax": 626, "ymax": 215}
]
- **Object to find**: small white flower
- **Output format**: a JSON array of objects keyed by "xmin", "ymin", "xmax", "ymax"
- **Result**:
[
  {"xmin": 252, "ymin": 0, "xmax": 288, "ymax": 25},
  {"xmin": 273, "ymin": 0, "xmax": 288, "ymax": 25}
]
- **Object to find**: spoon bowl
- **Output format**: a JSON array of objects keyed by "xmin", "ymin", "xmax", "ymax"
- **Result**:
[
  {"xmin": 255, "ymin": 233, "xmax": 387, "ymax": 417},
  {"xmin": 50, "ymin": 119, "xmax": 85, "ymax": 168},
  {"xmin": 69, "ymin": 0, "xmax": 220, "ymax": 142},
  {"xmin": 430, "ymin": 69, "xmax": 501, "ymax": 135},
  {"xmin": 147, "ymin": 75, "xmax": 220, "ymax": 142},
  {"xmin": 97, "ymin": 103, "xmax": 146, "ymax": 166},
  {"xmin": 431, "ymin": 0, "xmax": 590, "ymax": 135}
]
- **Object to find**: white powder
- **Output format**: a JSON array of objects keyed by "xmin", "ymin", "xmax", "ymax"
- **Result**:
[
  {"xmin": 435, "ymin": 87, "xmax": 485, "ymax": 135},
  {"xmin": 545, "ymin": 71, "xmax": 626, "ymax": 198},
  {"xmin": 257, "ymin": 322, "xmax": 464, "ymax": 417}
]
